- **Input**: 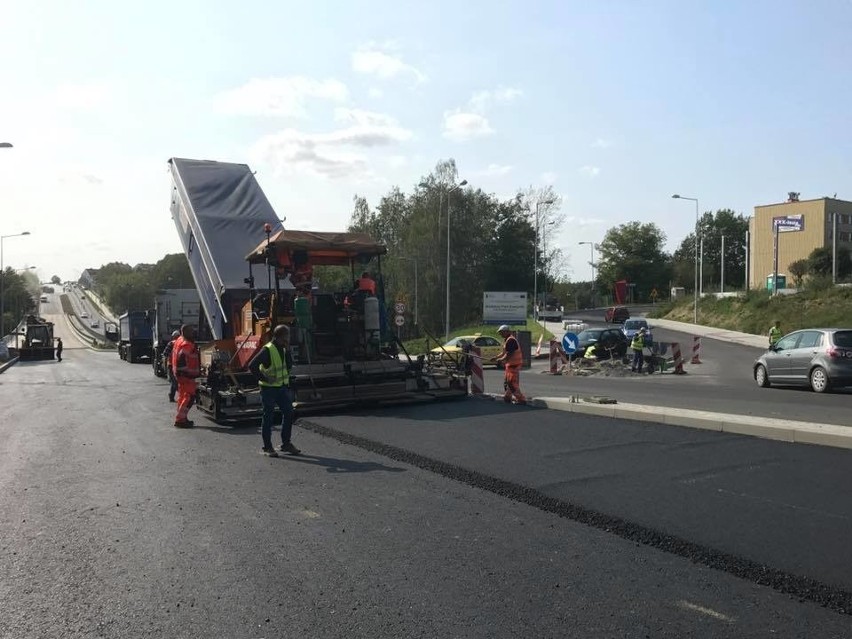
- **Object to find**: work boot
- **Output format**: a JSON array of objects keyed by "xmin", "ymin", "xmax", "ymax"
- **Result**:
[
  {"xmin": 262, "ymin": 447, "xmax": 279, "ymax": 458},
  {"xmin": 280, "ymin": 442, "xmax": 301, "ymax": 455},
  {"xmin": 173, "ymin": 420, "xmax": 193, "ymax": 428}
]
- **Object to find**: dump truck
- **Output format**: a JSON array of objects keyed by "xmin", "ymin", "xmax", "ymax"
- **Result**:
[
  {"xmin": 118, "ymin": 311, "xmax": 153, "ymax": 363},
  {"xmin": 150, "ymin": 288, "xmax": 204, "ymax": 377},
  {"xmin": 168, "ymin": 157, "xmax": 468, "ymax": 421}
]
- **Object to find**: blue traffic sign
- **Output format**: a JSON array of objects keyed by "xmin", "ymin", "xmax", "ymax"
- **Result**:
[{"xmin": 562, "ymin": 332, "xmax": 579, "ymax": 355}]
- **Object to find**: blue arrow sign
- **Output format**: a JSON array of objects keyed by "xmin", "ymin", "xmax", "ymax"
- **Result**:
[{"xmin": 562, "ymin": 331, "xmax": 579, "ymax": 355}]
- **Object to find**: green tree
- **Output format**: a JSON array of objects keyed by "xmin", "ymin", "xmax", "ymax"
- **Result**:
[
  {"xmin": 671, "ymin": 209, "xmax": 749, "ymax": 291},
  {"xmin": 807, "ymin": 247, "xmax": 832, "ymax": 276},
  {"xmin": 596, "ymin": 222, "xmax": 671, "ymax": 301},
  {"xmin": 788, "ymin": 259, "xmax": 808, "ymax": 287},
  {"xmin": 0, "ymin": 268, "xmax": 37, "ymax": 331},
  {"xmin": 151, "ymin": 253, "xmax": 194, "ymax": 289},
  {"xmin": 50, "ymin": 275, "xmax": 61, "ymax": 285}
]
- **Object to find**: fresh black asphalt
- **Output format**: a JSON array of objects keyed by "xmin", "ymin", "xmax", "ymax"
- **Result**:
[{"xmin": 2, "ymin": 300, "xmax": 851, "ymax": 637}]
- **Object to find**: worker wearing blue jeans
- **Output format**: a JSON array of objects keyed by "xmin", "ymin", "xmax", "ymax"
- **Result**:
[
  {"xmin": 248, "ymin": 324, "xmax": 301, "ymax": 457},
  {"xmin": 630, "ymin": 328, "xmax": 648, "ymax": 373}
]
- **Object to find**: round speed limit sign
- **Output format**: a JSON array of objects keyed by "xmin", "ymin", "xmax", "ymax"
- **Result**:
[
  {"xmin": 394, "ymin": 302, "xmax": 406, "ymax": 314},
  {"xmin": 394, "ymin": 314, "xmax": 405, "ymax": 326}
]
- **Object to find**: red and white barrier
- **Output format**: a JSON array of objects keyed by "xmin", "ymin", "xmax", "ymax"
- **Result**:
[
  {"xmin": 671, "ymin": 342, "xmax": 685, "ymax": 374},
  {"xmin": 549, "ymin": 340, "xmax": 561, "ymax": 374},
  {"xmin": 535, "ymin": 334, "xmax": 543, "ymax": 357},
  {"xmin": 691, "ymin": 335, "xmax": 702, "ymax": 364},
  {"xmin": 469, "ymin": 346, "xmax": 484, "ymax": 394}
]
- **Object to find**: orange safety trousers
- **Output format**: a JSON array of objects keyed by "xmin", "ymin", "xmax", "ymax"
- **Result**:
[
  {"xmin": 175, "ymin": 377, "xmax": 197, "ymax": 423},
  {"xmin": 503, "ymin": 365, "xmax": 526, "ymax": 404}
]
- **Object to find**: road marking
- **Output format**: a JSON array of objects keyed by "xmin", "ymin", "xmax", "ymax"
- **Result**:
[{"xmin": 676, "ymin": 600, "xmax": 735, "ymax": 622}]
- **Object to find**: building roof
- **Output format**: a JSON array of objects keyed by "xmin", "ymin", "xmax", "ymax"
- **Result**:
[{"xmin": 755, "ymin": 197, "xmax": 852, "ymax": 209}]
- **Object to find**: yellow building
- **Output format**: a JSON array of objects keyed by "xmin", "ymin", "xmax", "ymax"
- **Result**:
[{"xmin": 749, "ymin": 194, "xmax": 852, "ymax": 290}]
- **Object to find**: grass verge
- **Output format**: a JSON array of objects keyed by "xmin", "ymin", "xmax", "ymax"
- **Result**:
[{"xmin": 401, "ymin": 317, "xmax": 555, "ymax": 354}]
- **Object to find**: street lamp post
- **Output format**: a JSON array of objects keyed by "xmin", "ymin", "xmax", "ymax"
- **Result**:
[
  {"xmin": 445, "ymin": 179, "xmax": 467, "ymax": 341},
  {"xmin": 578, "ymin": 241, "xmax": 596, "ymax": 307},
  {"xmin": 672, "ymin": 194, "xmax": 700, "ymax": 323},
  {"xmin": 1, "ymin": 231, "xmax": 32, "ymax": 340},
  {"xmin": 532, "ymin": 199, "xmax": 555, "ymax": 319},
  {"xmin": 541, "ymin": 220, "xmax": 556, "ymax": 316}
]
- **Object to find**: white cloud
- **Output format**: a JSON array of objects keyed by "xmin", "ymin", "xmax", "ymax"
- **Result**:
[
  {"xmin": 368, "ymin": 87, "xmax": 384, "ymax": 99},
  {"xmin": 591, "ymin": 138, "xmax": 612, "ymax": 148},
  {"xmin": 351, "ymin": 44, "xmax": 426, "ymax": 83},
  {"xmin": 442, "ymin": 111, "xmax": 494, "ymax": 141},
  {"xmin": 579, "ymin": 165, "xmax": 601, "ymax": 178},
  {"xmin": 214, "ymin": 77, "xmax": 348, "ymax": 118},
  {"xmin": 476, "ymin": 163, "xmax": 513, "ymax": 177},
  {"xmin": 540, "ymin": 171, "xmax": 558, "ymax": 184},
  {"xmin": 387, "ymin": 155, "xmax": 408, "ymax": 168},
  {"xmin": 251, "ymin": 111, "xmax": 412, "ymax": 179},
  {"xmin": 469, "ymin": 86, "xmax": 523, "ymax": 111},
  {"xmin": 566, "ymin": 215, "xmax": 606, "ymax": 226},
  {"xmin": 53, "ymin": 82, "xmax": 112, "ymax": 111}
]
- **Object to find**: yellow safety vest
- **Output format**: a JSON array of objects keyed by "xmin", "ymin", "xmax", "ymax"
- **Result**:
[
  {"xmin": 769, "ymin": 326, "xmax": 782, "ymax": 344},
  {"xmin": 630, "ymin": 334, "xmax": 645, "ymax": 350},
  {"xmin": 584, "ymin": 344, "xmax": 597, "ymax": 359},
  {"xmin": 258, "ymin": 342, "xmax": 290, "ymax": 387}
]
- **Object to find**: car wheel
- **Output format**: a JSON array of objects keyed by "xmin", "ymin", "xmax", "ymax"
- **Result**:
[
  {"xmin": 810, "ymin": 366, "xmax": 830, "ymax": 393},
  {"xmin": 755, "ymin": 364, "xmax": 770, "ymax": 388}
]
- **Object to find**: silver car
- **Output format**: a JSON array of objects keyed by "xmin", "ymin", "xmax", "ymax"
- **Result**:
[{"xmin": 753, "ymin": 328, "xmax": 852, "ymax": 393}]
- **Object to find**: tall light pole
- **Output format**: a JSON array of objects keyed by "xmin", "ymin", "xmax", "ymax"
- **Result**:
[
  {"xmin": 1, "ymin": 231, "xmax": 32, "ymax": 340},
  {"xmin": 672, "ymin": 194, "xmax": 700, "ymax": 323},
  {"xmin": 541, "ymin": 220, "xmax": 556, "ymax": 315},
  {"xmin": 532, "ymin": 199, "xmax": 555, "ymax": 319},
  {"xmin": 445, "ymin": 178, "xmax": 467, "ymax": 340},
  {"xmin": 579, "ymin": 241, "xmax": 596, "ymax": 307}
]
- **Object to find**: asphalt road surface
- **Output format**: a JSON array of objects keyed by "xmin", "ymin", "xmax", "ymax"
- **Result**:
[
  {"xmin": 2, "ymin": 334, "xmax": 852, "ymax": 637},
  {"xmin": 505, "ymin": 310, "xmax": 852, "ymax": 426}
]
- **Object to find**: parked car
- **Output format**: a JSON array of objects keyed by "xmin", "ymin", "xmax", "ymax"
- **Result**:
[
  {"xmin": 605, "ymin": 306, "xmax": 630, "ymax": 324},
  {"xmin": 431, "ymin": 334, "xmax": 504, "ymax": 368},
  {"xmin": 80, "ymin": 312, "xmax": 89, "ymax": 319},
  {"xmin": 622, "ymin": 318, "xmax": 652, "ymax": 344},
  {"xmin": 573, "ymin": 327, "xmax": 628, "ymax": 359},
  {"xmin": 90, "ymin": 320, "xmax": 100, "ymax": 328},
  {"xmin": 753, "ymin": 328, "xmax": 852, "ymax": 393}
]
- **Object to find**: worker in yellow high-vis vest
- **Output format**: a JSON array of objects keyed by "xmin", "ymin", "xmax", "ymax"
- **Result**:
[
  {"xmin": 248, "ymin": 324, "xmax": 301, "ymax": 457},
  {"xmin": 768, "ymin": 320, "xmax": 782, "ymax": 348}
]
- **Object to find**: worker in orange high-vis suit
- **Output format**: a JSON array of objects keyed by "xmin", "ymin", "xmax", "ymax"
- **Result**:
[
  {"xmin": 171, "ymin": 324, "xmax": 200, "ymax": 428},
  {"xmin": 495, "ymin": 324, "xmax": 526, "ymax": 405}
]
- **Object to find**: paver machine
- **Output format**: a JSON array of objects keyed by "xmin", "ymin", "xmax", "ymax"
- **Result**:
[
  {"xmin": 168, "ymin": 156, "xmax": 468, "ymax": 421},
  {"xmin": 18, "ymin": 315, "xmax": 55, "ymax": 361}
]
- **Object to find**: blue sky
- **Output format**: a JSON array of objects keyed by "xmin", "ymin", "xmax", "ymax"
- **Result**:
[{"xmin": 1, "ymin": 0, "xmax": 850, "ymax": 282}]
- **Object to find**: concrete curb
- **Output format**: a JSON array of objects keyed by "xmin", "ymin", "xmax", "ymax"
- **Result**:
[
  {"xmin": 645, "ymin": 318, "xmax": 767, "ymax": 349},
  {"xmin": 530, "ymin": 396, "xmax": 852, "ymax": 450},
  {"xmin": 0, "ymin": 357, "xmax": 19, "ymax": 374}
]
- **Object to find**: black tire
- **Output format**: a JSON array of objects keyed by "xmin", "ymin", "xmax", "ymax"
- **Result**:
[
  {"xmin": 810, "ymin": 366, "xmax": 830, "ymax": 393},
  {"xmin": 755, "ymin": 364, "xmax": 770, "ymax": 388}
]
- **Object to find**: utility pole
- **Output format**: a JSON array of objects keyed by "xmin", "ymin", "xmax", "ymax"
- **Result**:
[
  {"xmin": 832, "ymin": 211, "xmax": 838, "ymax": 285},
  {"xmin": 745, "ymin": 230, "xmax": 750, "ymax": 291},
  {"xmin": 720, "ymin": 234, "xmax": 725, "ymax": 293},
  {"xmin": 699, "ymin": 236, "xmax": 704, "ymax": 297},
  {"xmin": 772, "ymin": 222, "xmax": 779, "ymax": 296}
]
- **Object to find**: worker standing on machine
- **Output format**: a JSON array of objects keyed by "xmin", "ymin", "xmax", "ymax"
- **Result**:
[
  {"xmin": 357, "ymin": 271, "xmax": 376, "ymax": 295},
  {"xmin": 171, "ymin": 324, "xmax": 200, "ymax": 428},
  {"xmin": 248, "ymin": 324, "xmax": 301, "ymax": 458}
]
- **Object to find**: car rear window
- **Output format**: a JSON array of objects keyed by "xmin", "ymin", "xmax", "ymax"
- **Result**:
[
  {"xmin": 578, "ymin": 330, "xmax": 602, "ymax": 341},
  {"xmin": 831, "ymin": 331, "xmax": 852, "ymax": 347}
]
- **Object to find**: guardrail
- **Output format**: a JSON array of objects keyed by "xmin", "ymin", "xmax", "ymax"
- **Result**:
[{"xmin": 81, "ymin": 288, "xmax": 118, "ymax": 324}]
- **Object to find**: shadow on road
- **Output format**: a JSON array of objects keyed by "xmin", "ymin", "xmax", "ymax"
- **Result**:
[{"xmin": 273, "ymin": 453, "xmax": 407, "ymax": 474}]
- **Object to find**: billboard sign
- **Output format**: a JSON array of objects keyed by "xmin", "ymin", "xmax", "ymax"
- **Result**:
[
  {"xmin": 773, "ymin": 214, "xmax": 804, "ymax": 232},
  {"xmin": 483, "ymin": 291, "xmax": 527, "ymax": 325}
]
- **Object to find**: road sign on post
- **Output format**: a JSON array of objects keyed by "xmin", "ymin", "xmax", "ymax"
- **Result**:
[
  {"xmin": 394, "ymin": 302, "xmax": 406, "ymax": 314},
  {"xmin": 562, "ymin": 332, "xmax": 579, "ymax": 355},
  {"xmin": 394, "ymin": 315, "xmax": 405, "ymax": 327}
]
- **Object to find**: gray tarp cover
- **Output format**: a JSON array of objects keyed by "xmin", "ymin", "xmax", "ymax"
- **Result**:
[
  {"xmin": 169, "ymin": 158, "xmax": 282, "ymax": 290},
  {"xmin": 245, "ymin": 230, "xmax": 387, "ymax": 262}
]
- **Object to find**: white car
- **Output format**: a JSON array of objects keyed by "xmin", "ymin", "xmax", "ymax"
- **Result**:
[
  {"xmin": 90, "ymin": 320, "xmax": 99, "ymax": 328},
  {"xmin": 563, "ymin": 318, "xmax": 588, "ymax": 333},
  {"xmin": 81, "ymin": 312, "xmax": 89, "ymax": 319}
]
